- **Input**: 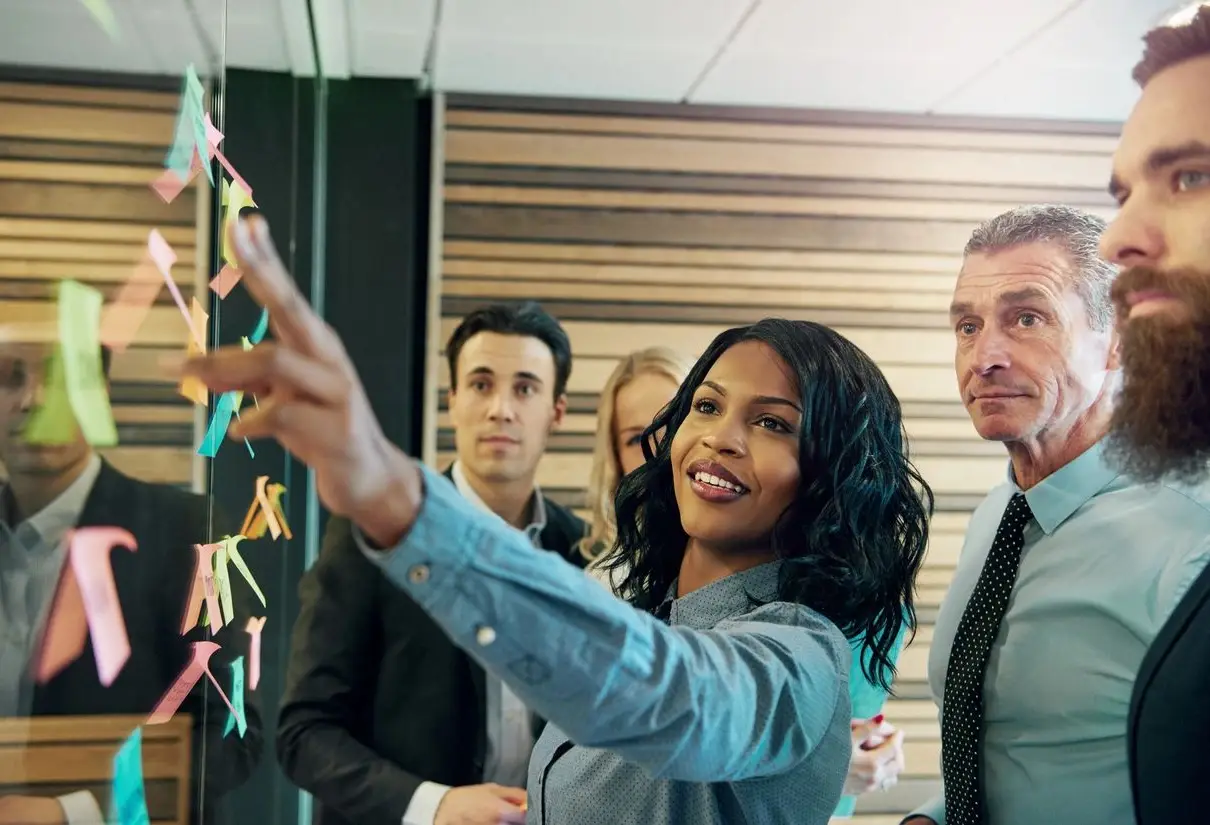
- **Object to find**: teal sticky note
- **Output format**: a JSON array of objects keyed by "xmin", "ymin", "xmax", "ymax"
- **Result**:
[
  {"xmin": 166, "ymin": 65, "xmax": 211, "ymax": 185},
  {"xmin": 110, "ymin": 727, "xmax": 151, "ymax": 825},
  {"xmin": 223, "ymin": 657, "xmax": 247, "ymax": 738},
  {"xmin": 198, "ymin": 391, "xmax": 237, "ymax": 458},
  {"xmin": 249, "ymin": 307, "xmax": 269, "ymax": 344}
]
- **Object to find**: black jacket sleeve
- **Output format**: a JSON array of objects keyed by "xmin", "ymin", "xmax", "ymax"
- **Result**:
[{"xmin": 275, "ymin": 517, "xmax": 426, "ymax": 825}]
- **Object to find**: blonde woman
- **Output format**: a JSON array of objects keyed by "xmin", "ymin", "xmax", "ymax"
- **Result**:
[{"xmin": 581, "ymin": 345, "xmax": 909, "ymax": 818}]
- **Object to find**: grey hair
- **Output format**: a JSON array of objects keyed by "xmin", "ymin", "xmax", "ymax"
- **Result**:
[{"xmin": 964, "ymin": 204, "xmax": 1117, "ymax": 331}]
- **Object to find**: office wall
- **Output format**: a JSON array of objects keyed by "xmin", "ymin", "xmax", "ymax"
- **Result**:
[
  {"xmin": 0, "ymin": 78, "xmax": 203, "ymax": 489},
  {"xmin": 429, "ymin": 93, "xmax": 1118, "ymax": 821}
]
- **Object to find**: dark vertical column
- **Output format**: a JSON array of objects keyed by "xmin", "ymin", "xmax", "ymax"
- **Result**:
[{"xmin": 205, "ymin": 68, "xmax": 317, "ymax": 825}]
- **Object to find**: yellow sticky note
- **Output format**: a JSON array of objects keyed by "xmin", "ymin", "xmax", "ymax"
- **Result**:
[
  {"xmin": 23, "ymin": 347, "xmax": 78, "ymax": 445},
  {"xmin": 222, "ymin": 535, "xmax": 267, "ymax": 607},
  {"xmin": 177, "ymin": 298, "xmax": 209, "ymax": 406},
  {"xmin": 222, "ymin": 179, "xmax": 257, "ymax": 265}
]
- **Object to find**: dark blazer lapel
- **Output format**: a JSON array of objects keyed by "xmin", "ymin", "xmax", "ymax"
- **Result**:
[
  {"xmin": 1132, "ymin": 561, "xmax": 1210, "ymax": 718},
  {"xmin": 75, "ymin": 459, "xmax": 128, "ymax": 529}
]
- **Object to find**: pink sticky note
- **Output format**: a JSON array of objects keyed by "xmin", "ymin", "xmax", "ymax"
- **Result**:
[
  {"xmin": 100, "ymin": 257, "xmax": 162, "ymax": 353},
  {"xmin": 180, "ymin": 543, "xmax": 223, "ymax": 635},
  {"xmin": 254, "ymin": 476, "xmax": 283, "ymax": 540},
  {"xmin": 147, "ymin": 641, "xmax": 242, "ymax": 727},
  {"xmin": 209, "ymin": 264, "xmax": 242, "ymax": 299},
  {"xmin": 204, "ymin": 113, "xmax": 223, "ymax": 149},
  {"xmin": 150, "ymin": 155, "xmax": 198, "ymax": 204},
  {"xmin": 147, "ymin": 230, "xmax": 205, "ymax": 352},
  {"xmin": 245, "ymin": 617, "xmax": 265, "ymax": 691},
  {"xmin": 31, "ymin": 563, "xmax": 89, "ymax": 683},
  {"xmin": 69, "ymin": 527, "xmax": 137, "ymax": 686},
  {"xmin": 212, "ymin": 148, "xmax": 252, "ymax": 199}
]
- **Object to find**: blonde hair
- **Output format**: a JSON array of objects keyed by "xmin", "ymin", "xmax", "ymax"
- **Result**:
[{"xmin": 579, "ymin": 346, "xmax": 693, "ymax": 565}]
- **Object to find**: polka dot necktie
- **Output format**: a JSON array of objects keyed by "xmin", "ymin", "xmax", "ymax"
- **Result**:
[{"xmin": 941, "ymin": 493, "xmax": 1033, "ymax": 825}]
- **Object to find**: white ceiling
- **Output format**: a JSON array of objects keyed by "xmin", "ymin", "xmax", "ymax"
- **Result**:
[{"xmin": 0, "ymin": 0, "xmax": 1202, "ymax": 121}]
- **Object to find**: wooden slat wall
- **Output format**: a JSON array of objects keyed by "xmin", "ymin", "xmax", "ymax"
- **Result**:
[
  {"xmin": 431, "ymin": 94, "xmax": 1119, "ymax": 819},
  {"xmin": 0, "ymin": 80, "xmax": 203, "ymax": 490}
]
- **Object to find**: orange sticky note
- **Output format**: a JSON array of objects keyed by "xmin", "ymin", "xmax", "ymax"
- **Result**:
[
  {"xmin": 100, "ymin": 257, "xmax": 162, "ymax": 353},
  {"xmin": 176, "ymin": 298, "xmax": 209, "ymax": 406},
  {"xmin": 146, "ymin": 641, "xmax": 241, "ymax": 727},
  {"xmin": 209, "ymin": 264, "xmax": 242, "ymax": 299},
  {"xmin": 68, "ymin": 527, "xmax": 137, "ymax": 686},
  {"xmin": 241, "ymin": 477, "xmax": 290, "ymax": 540},
  {"xmin": 31, "ymin": 560, "xmax": 88, "ymax": 683},
  {"xmin": 245, "ymin": 616, "xmax": 265, "ymax": 690},
  {"xmin": 180, "ymin": 543, "xmax": 223, "ymax": 635}
]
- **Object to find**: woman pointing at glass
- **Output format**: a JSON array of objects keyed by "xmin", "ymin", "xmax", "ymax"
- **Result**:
[{"xmin": 182, "ymin": 217, "xmax": 932, "ymax": 825}]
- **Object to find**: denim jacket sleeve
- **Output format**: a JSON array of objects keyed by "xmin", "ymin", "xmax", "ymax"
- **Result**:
[{"xmin": 354, "ymin": 463, "xmax": 845, "ymax": 784}]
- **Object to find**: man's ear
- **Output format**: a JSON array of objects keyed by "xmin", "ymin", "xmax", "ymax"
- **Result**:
[
  {"xmin": 447, "ymin": 387, "xmax": 456, "ymax": 413},
  {"xmin": 1106, "ymin": 327, "xmax": 1122, "ymax": 372},
  {"xmin": 551, "ymin": 393, "xmax": 567, "ymax": 429}
]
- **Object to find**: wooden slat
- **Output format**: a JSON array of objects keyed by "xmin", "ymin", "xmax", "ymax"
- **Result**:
[
  {"xmin": 0, "ymin": 83, "xmax": 179, "ymax": 110},
  {"xmin": 0, "ymin": 218, "xmax": 194, "ymax": 245},
  {"xmin": 101, "ymin": 446, "xmax": 192, "ymax": 485},
  {"xmin": 0, "ymin": 259, "xmax": 193, "ymax": 286},
  {"xmin": 0, "ymin": 239, "xmax": 196, "ymax": 266},
  {"xmin": 0, "ymin": 159, "xmax": 158, "ymax": 186},
  {"xmin": 0, "ymin": 101, "xmax": 175, "ymax": 145}
]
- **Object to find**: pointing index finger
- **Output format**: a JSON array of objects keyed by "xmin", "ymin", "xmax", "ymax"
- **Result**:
[{"xmin": 228, "ymin": 216, "xmax": 332, "ymax": 358}]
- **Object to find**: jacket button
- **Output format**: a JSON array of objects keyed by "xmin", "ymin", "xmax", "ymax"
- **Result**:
[
  {"xmin": 475, "ymin": 625, "xmax": 497, "ymax": 646},
  {"xmin": 408, "ymin": 564, "xmax": 430, "ymax": 584}
]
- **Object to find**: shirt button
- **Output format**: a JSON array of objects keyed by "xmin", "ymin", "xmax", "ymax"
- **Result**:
[
  {"xmin": 408, "ymin": 564, "xmax": 430, "ymax": 584},
  {"xmin": 475, "ymin": 625, "xmax": 497, "ymax": 646}
]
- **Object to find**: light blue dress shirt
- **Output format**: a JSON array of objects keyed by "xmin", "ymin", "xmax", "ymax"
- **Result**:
[
  {"xmin": 361, "ymin": 463, "xmax": 854, "ymax": 825},
  {"xmin": 910, "ymin": 441, "xmax": 1210, "ymax": 825}
]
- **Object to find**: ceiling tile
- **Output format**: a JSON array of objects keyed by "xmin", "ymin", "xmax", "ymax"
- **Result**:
[{"xmin": 349, "ymin": 0, "xmax": 435, "ymax": 76}]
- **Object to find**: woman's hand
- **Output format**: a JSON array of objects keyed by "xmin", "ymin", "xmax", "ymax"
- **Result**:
[
  {"xmin": 843, "ymin": 715, "xmax": 906, "ymax": 795},
  {"xmin": 179, "ymin": 217, "xmax": 422, "ymax": 547}
]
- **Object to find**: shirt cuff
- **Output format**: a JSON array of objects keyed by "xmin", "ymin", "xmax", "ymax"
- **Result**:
[
  {"xmin": 401, "ymin": 781, "xmax": 452, "ymax": 825},
  {"xmin": 57, "ymin": 791, "xmax": 104, "ymax": 825}
]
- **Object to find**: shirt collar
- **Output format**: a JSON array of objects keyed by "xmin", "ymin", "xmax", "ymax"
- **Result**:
[
  {"xmin": 657, "ymin": 561, "xmax": 782, "ymax": 630},
  {"xmin": 450, "ymin": 460, "xmax": 547, "ymax": 542},
  {"xmin": 1, "ymin": 453, "xmax": 102, "ymax": 548},
  {"xmin": 1007, "ymin": 439, "xmax": 1120, "ymax": 535}
]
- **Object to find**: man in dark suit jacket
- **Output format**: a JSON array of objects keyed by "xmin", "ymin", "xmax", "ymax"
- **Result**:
[
  {"xmin": 0, "ymin": 339, "xmax": 262, "ymax": 825},
  {"xmin": 1095, "ymin": 9, "xmax": 1210, "ymax": 825},
  {"xmin": 277, "ymin": 302, "xmax": 586, "ymax": 825}
]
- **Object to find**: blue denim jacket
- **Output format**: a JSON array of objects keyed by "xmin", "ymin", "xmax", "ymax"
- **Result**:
[{"xmin": 359, "ymin": 463, "xmax": 854, "ymax": 824}]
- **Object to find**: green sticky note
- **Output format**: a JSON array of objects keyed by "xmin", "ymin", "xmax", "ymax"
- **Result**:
[
  {"xmin": 222, "ymin": 657, "xmax": 247, "ymax": 738},
  {"xmin": 22, "ymin": 347, "xmax": 78, "ymax": 445},
  {"xmin": 80, "ymin": 0, "xmax": 119, "ymax": 39},
  {"xmin": 222, "ymin": 536, "xmax": 266, "ymax": 607},
  {"xmin": 58, "ymin": 280, "xmax": 118, "ymax": 446}
]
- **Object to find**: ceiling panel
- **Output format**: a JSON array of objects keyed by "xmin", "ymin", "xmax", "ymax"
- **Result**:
[
  {"xmin": 932, "ymin": 0, "xmax": 1180, "ymax": 119},
  {"xmin": 349, "ymin": 0, "xmax": 436, "ymax": 77},
  {"xmin": 0, "ymin": 0, "xmax": 167, "ymax": 75}
]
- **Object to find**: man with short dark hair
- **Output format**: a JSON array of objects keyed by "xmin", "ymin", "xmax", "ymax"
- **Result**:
[
  {"xmin": 0, "ymin": 331, "xmax": 262, "ymax": 825},
  {"xmin": 1095, "ymin": 8, "xmax": 1210, "ymax": 824},
  {"xmin": 277, "ymin": 301, "xmax": 586, "ymax": 825}
]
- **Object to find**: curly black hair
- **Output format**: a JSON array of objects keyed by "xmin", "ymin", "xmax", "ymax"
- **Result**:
[{"xmin": 605, "ymin": 319, "xmax": 933, "ymax": 692}]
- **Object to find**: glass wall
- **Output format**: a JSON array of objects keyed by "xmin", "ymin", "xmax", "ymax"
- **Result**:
[{"xmin": 0, "ymin": 2, "xmax": 322, "ymax": 824}]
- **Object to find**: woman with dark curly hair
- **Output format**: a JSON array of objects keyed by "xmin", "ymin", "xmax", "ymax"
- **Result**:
[{"xmin": 185, "ymin": 219, "xmax": 933, "ymax": 825}]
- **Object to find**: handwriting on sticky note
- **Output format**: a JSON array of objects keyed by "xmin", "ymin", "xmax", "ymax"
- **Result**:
[
  {"xmin": 32, "ymin": 560, "xmax": 88, "ymax": 683},
  {"xmin": 69, "ymin": 527, "xmax": 137, "ymax": 686},
  {"xmin": 209, "ymin": 264, "xmax": 242, "ymax": 299},
  {"xmin": 22, "ymin": 346, "xmax": 79, "ymax": 446},
  {"xmin": 180, "ymin": 543, "xmax": 223, "ymax": 635},
  {"xmin": 110, "ymin": 727, "xmax": 151, "ymax": 825},
  {"xmin": 59, "ymin": 281, "xmax": 118, "ymax": 446},
  {"xmin": 222, "ymin": 657, "xmax": 247, "ymax": 738},
  {"xmin": 245, "ymin": 617, "xmax": 265, "ymax": 691},
  {"xmin": 100, "ymin": 257, "xmax": 161, "ymax": 353},
  {"xmin": 147, "ymin": 641, "xmax": 242, "ymax": 726}
]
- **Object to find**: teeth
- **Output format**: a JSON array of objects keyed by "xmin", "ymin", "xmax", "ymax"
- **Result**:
[{"xmin": 694, "ymin": 471, "xmax": 745, "ymax": 493}]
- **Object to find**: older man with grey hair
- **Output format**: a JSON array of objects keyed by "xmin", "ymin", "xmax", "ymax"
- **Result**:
[{"xmin": 902, "ymin": 205, "xmax": 1210, "ymax": 825}]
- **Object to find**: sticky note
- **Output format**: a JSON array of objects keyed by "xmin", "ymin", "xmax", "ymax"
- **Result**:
[
  {"xmin": 32, "ymin": 560, "xmax": 88, "ymax": 683},
  {"xmin": 180, "ymin": 543, "xmax": 222, "ymax": 635},
  {"xmin": 110, "ymin": 727, "xmax": 150, "ymax": 825},
  {"xmin": 81, "ymin": 0, "xmax": 119, "ymax": 39},
  {"xmin": 204, "ymin": 113, "xmax": 223, "ymax": 149},
  {"xmin": 22, "ymin": 347, "xmax": 78, "ymax": 445},
  {"xmin": 245, "ymin": 617, "xmax": 265, "ymax": 691},
  {"xmin": 177, "ymin": 297, "xmax": 209, "ymax": 406},
  {"xmin": 147, "ymin": 231, "xmax": 204, "ymax": 352},
  {"xmin": 166, "ymin": 66, "xmax": 210, "ymax": 185},
  {"xmin": 221, "ymin": 535, "xmax": 266, "ymax": 607},
  {"xmin": 147, "ymin": 641, "xmax": 241, "ymax": 727},
  {"xmin": 69, "ymin": 527, "xmax": 137, "ymax": 686},
  {"xmin": 222, "ymin": 657, "xmax": 247, "ymax": 738},
  {"xmin": 198, "ymin": 391, "xmax": 238, "ymax": 458},
  {"xmin": 214, "ymin": 542, "xmax": 236, "ymax": 626},
  {"xmin": 256, "ymin": 476, "xmax": 283, "ymax": 539},
  {"xmin": 100, "ymin": 256, "xmax": 162, "ymax": 353},
  {"xmin": 222, "ymin": 179, "xmax": 257, "ymax": 265},
  {"xmin": 58, "ymin": 281, "xmax": 118, "ymax": 447},
  {"xmin": 209, "ymin": 264, "xmax": 242, "ymax": 299},
  {"xmin": 250, "ymin": 308, "xmax": 269, "ymax": 344},
  {"xmin": 241, "ymin": 477, "xmax": 291, "ymax": 540}
]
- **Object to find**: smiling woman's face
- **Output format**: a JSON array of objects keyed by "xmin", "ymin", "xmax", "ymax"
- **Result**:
[
  {"xmin": 612, "ymin": 371, "xmax": 679, "ymax": 477},
  {"xmin": 669, "ymin": 340, "xmax": 801, "ymax": 555}
]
